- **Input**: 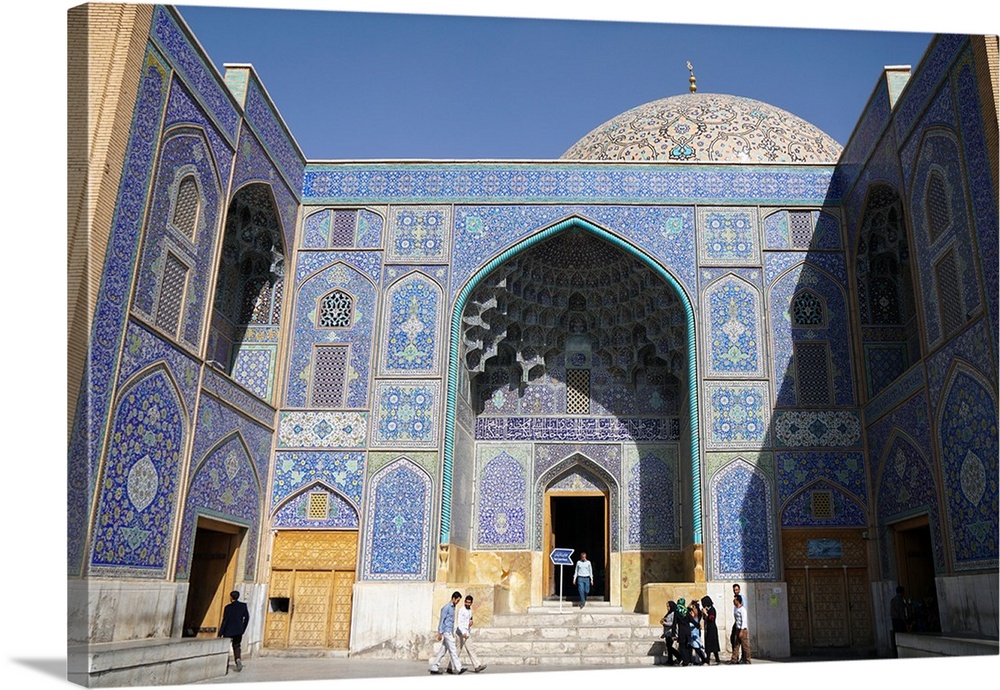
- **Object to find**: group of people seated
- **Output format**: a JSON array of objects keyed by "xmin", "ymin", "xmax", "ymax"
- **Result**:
[{"xmin": 659, "ymin": 596, "xmax": 723, "ymax": 666}]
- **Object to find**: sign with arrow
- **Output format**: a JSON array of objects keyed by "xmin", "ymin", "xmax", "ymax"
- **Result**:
[{"xmin": 549, "ymin": 547, "xmax": 574, "ymax": 566}]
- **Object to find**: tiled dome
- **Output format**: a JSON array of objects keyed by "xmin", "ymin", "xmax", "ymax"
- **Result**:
[{"xmin": 561, "ymin": 92, "xmax": 842, "ymax": 163}]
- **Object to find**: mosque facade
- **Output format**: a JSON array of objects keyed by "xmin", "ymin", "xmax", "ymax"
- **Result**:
[{"xmin": 69, "ymin": 3, "xmax": 998, "ymax": 672}]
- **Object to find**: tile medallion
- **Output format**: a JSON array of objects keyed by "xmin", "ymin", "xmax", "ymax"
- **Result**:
[
  {"xmin": 703, "ymin": 274, "xmax": 765, "ymax": 378},
  {"xmin": 277, "ymin": 411, "xmax": 368, "ymax": 449},
  {"xmin": 362, "ymin": 459, "xmax": 433, "ymax": 580},
  {"xmin": 697, "ymin": 207, "xmax": 760, "ymax": 265},
  {"xmin": 387, "ymin": 206, "xmax": 452, "ymax": 262},
  {"xmin": 370, "ymin": 381, "xmax": 442, "ymax": 448},
  {"xmin": 379, "ymin": 272, "xmax": 443, "ymax": 376},
  {"xmin": 773, "ymin": 410, "xmax": 862, "ymax": 448},
  {"xmin": 704, "ymin": 381, "xmax": 770, "ymax": 450}
]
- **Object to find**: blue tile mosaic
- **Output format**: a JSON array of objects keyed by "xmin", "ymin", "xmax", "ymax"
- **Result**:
[
  {"xmin": 243, "ymin": 73, "xmax": 305, "ymax": 192},
  {"xmin": 698, "ymin": 208, "xmax": 760, "ymax": 265},
  {"xmin": 379, "ymin": 272, "xmax": 443, "ymax": 375},
  {"xmin": 69, "ymin": 52, "xmax": 169, "ymax": 576},
  {"xmin": 277, "ymin": 411, "xmax": 367, "ymax": 449},
  {"xmin": 704, "ymin": 382, "xmax": 769, "ymax": 450},
  {"xmin": 362, "ymin": 459, "xmax": 433, "ymax": 580},
  {"xmin": 773, "ymin": 410, "xmax": 862, "ymax": 448},
  {"xmin": 89, "ymin": 368, "xmax": 185, "ymax": 578},
  {"xmin": 272, "ymin": 451, "xmax": 365, "ymax": 508},
  {"xmin": 534, "ymin": 451, "xmax": 621, "ymax": 551},
  {"xmin": 272, "ymin": 485, "xmax": 360, "ymax": 529},
  {"xmin": 475, "ymin": 417, "xmax": 680, "ymax": 442},
  {"xmin": 625, "ymin": 446, "xmax": 679, "ymax": 549},
  {"xmin": 703, "ymin": 274, "xmax": 764, "ymax": 378},
  {"xmin": 775, "ymin": 451, "xmax": 867, "ymax": 506},
  {"xmin": 780, "ymin": 481, "xmax": 867, "ymax": 528},
  {"xmin": 763, "ymin": 209, "xmax": 842, "ymax": 250},
  {"xmin": 231, "ymin": 345, "xmax": 275, "ymax": 401},
  {"xmin": 476, "ymin": 450, "xmax": 528, "ymax": 548},
  {"xmin": 938, "ymin": 368, "xmax": 999, "ymax": 569},
  {"xmin": 231, "ymin": 127, "xmax": 299, "ymax": 253},
  {"xmin": 371, "ymin": 381, "xmax": 441, "ymax": 448},
  {"xmin": 175, "ymin": 434, "xmax": 262, "ymax": 580},
  {"xmin": 709, "ymin": 459, "xmax": 775, "ymax": 579},
  {"xmin": 388, "ymin": 206, "xmax": 451, "ymax": 262}
]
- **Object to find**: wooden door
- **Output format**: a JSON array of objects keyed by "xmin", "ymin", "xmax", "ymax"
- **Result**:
[
  {"xmin": 808, "ymin": 569, "xmax": 849, "ymax": 647},
  {"xmin": 184, "ymin": 523, "xmax": 240, "ymax": 637},
  {"xmin": 289, "ymin": 571, "xmax": 332, "ymax": 647}
]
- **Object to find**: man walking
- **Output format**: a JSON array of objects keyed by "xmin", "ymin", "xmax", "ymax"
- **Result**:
[
  {"xmin": 729, "ymin": 594, "xmax": 751, "ymax": 664},
  {"xmin": 429, "ymin": 591, "xmax": 465, "ymax": 675},
  {"xmin": 730, "ymin": 583, "xmax": 743, "ymax": 662},
  {"xmin": 572, "ymin": 552, "xmax": 593, "ymax": 608},
  {"xmin": 448, "ymin": 594, "xmax": 486, "ymax": 673},
  {"xmin": 218, "ymin": 590, "xmax": 250, "ymax": 672}
]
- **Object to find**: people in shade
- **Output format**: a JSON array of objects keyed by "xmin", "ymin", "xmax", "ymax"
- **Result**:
[{"xmin": 657, "ymin": 587, "xmax": 746, "ymax": 667}]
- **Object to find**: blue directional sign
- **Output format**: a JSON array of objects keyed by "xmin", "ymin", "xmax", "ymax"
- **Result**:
[{"xmin": 549, "ymin": 547, "xmax": 574, "ymax": 566}]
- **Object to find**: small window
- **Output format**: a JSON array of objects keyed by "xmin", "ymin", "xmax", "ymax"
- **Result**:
[
  {"xmin": 172, "ymin": 175, "xmax": 200, "ymax": 241},
  {"xmin": 155, "ymin": 252, "xmax": 188, "ymax": 338},
  {"xmin": 311, "ymin": 345, "xmax": 348, "ymax": 407},
  {"xmin": 566, "ymin": 369, "xmax": 590, "ymax": 414},
  {"xmin": 318, "ymin": 290, "xmax": 353, "ymax": 329},
  {"xmin": 811, "ymin": 491, "xmax": 834, "ymax": 520},
  {"xmin": 791, "ymin": 290, "xmax": 825, "ymax": 327},
  {"xmin": 794, "ymin": 341, "xmax": 831, "ymax": 405},
  {"xmin": 789, "ymin": 211, "xmax": 815, "ymax": 249},
  {"xmin": 307, "ymin": 492, "xmax": 329, "ymax": 520},
  {"xmin": 935, "ymin": 248, "xmax": 964, "ymax": 337},
  {"xmin": 926, "ymin": 171, "xmax": 950, "ymax": 244}
]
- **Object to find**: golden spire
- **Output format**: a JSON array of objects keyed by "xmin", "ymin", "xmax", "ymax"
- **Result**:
[{"xmin": 686, "ymin": 60, "xmax": 697, "ymax": 93}]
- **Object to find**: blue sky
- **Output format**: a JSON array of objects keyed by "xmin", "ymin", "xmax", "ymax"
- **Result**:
[{"xmin": 174, "ymin": 1, "xmax": 944, "ymax": 160}]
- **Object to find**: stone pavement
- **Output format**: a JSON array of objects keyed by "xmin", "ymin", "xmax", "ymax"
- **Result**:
[{"xmin": 195, "ymin": 654, "xmax": 773, "ymax": 684}]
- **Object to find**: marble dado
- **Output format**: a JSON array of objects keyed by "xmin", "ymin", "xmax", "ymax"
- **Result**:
[{"xmin": 277, "ymin": 411, "xmax": 368, "ymax": 448}]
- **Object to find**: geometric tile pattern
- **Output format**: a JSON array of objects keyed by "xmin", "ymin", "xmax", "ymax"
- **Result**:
[
  {"xmin": 780, "ymin": 481, "xmax": 867, "ymax": 528},
  {"xmin": 387, "ymin": 206, "xmax": 451, "ymax": 262},
  {"xmin": 362, "ymin": 458, "xmax": 432, "ymax": 580},
  {"xmin": 231, "ymin": 345, "xmax": 276, "ymax": 401},
  {"xmin": 89, "ymin": 368, "xmax": 184, "ymax": 578},
  {"xmin": 276, "ymin": 411, "xmax": 367, "ymax": 449},
  {"xmin": 938, "ymin": 368, "xmax": 999, "ymax": 569},
  {"xmin": 704, "ymin": 274, "xmax": 764, "ymax": 377},
  {"xmin": 698, "ymin": 208, "xmax": 760, "ymax": 265},
  {"xmin": 763, "ymin": 209, "xmax": 842, "ymax": 250},
  {"xmin": 709, "ymin": 458, "xmax": 775, "ymax": 579},
  {"xmin": 175, "ymin": 434, "xmax": 262, "ymax": 580},
  {"xmin": 775, "ymin": 450, "xmax": 867, "ymax": 510},
  {"xmin": 370, "ymin": 381, "xmax": 441, "ymax": 448},
  {"xmin": 704, "ymin": 381, "xmax": 769, "ymax": 450},
  {"xmin": 380, "ymin": 272, "xmax": 442, "ymax": 375}
]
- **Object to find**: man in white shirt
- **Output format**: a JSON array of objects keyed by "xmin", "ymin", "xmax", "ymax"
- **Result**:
[
  {"xmin": 448, "ymin": 595, "xmax": 486, "ymax": 673},
  {"xmin": 729, "ymin": 594, "xmax": 751, "ymax": 664},
  {"xmin": 572, "ymin": 552, "xmax": 594, "ymax": 608}
]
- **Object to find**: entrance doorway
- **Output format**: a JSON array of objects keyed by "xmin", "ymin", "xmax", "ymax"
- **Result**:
[
  {"xmin": 546, "ymin": 494, "xmax": 607, "ymax": 601},
  {"xmin": 183, "ymin": 517, "xmax": 243, "ymax": 637},
  {"xmin": 893, "ymin": 516, "xmax": 940, "ymax": 632}
]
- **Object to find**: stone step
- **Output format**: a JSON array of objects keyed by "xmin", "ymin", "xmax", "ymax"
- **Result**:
[
  {"xmin": 491, "ymin": 613, "xmax": 654, "ymax": 627},
  {"xmin": 476, "ymin": 655, "xmax": 655, "ymax": 667},
  {"xmin": 474, "ymin": 625, "xmax": 661, "ymax": 642}
]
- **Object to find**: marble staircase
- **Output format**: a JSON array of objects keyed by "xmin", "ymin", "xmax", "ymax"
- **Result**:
[{"xmin": 468, "ymin": 601, "xmax": 663, "ymax": 667}]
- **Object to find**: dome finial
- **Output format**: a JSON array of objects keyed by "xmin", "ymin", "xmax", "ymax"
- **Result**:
[{"xmin": 686, "ymin": 61, "xmax": 697, "ymax": 93}]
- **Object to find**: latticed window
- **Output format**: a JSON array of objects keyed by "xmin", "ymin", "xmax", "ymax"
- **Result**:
[
  {"xmin": 935, "ymin": 249, "xmax": 964, "ymax": 338},
  {"xmin": 566, "ymin": 369, "xmax": 590, "ymax": 414},
  {"xmin": 155, "ymin": 252, "xmax": 188, "ymax": 337},
  {"xmin": 311, "ymin": 345, "xmax": 348, "ymax": 407},
  {"xmin": 330, "ymin": 209, "xmax": 356, "ymax": 247},
  {"xmin": 926, "ymin": 171, "xmax": 950, "ymax": 244},
  {"xmin": 811, "ymin": 490, "xmax": 834, "ymax": 519},
  {"xmin": 795, "ymin": 341, "xmax": 831, "ymax": 405},
  {"xmin": 319, "ymin": 290, "xmax": 353, "ymax": 328},
  {"xmin": 172, "ymin": 174, "xmax": 200, "ymax": 241},
  {"xmin": 791, "ymin": 291, "xmax": 825, "ymax": 327},
  {"xmin": 307, "ymin": 492, "xmax": 329, "ymax": 520},
  {"xmin": 789, "ymin": 211, "xmax": 815, "ymax": 249}
]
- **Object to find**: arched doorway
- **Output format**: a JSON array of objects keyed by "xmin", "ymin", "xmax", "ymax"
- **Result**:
[{"xmin": 444, "ymin": 218, "xmax": 701, "ymax": 608}]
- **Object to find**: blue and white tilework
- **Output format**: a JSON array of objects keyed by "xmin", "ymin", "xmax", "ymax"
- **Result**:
[
  {"xmin": 698, "ymin": 208, "xmax": 760, "ymax": 265},
  {"xmin": 476, "ymin": 447, "xmax": 529, "ymax": 549},
  {"xmin": 89, "ymin": 368, "xmax": 185, "ymax": 578},
  {"xmin": 938, "ymin": 367, "xmax": 998, "ymax": 568},
  {"xmin": 703, "ymin": 274, "xmax": 764, "ymax": 378},
  {"xmin": 357, "ymin": 209, "xmax": 385, "ymax": 248},
  {"xmin": 533, "ymin": 449, "xmax": 621, "ymax": 551},
  {"xmin": 286, "ymin": 260, "xmax": 376, "ymax": 408},
  {"xmin": 925, "ymin": 318, "xmax": 995, "ymax": 417},
  {"xmin": 271, "ymin": 451, "xmax": 365, "ymax": 509},
  {"xmin": 272, "ymin": 485, "xmax": 360, "ymax": 529},
  {"xmin": 704, "ymin": 382, "xmax": 769, "ymax": 450},
  {"xmin": 231, "ymin": 345, "xmax": 276, "ymax": 401},
  {"xmin": 162, "ymin": 74, "xmax": 235, "ymax": 193},
  {"xmin": 624, "ymin": 445, "xmax": 679, "ymax": 550},
  {"xmin": 767, "ymin": 260, "xmax": 854, "ymax": 406},
  {"xmin": 762, "ymin": 209, "xmax": 842, "ymax": 250},
  {"xmin": 117, "ymin": 320, "xmax": 201, "ymax": 416},
  {"xmin": 190, "ymin": 393, "xmax": 274, "ymax": 493},
  {"xmin": 150, "ymin": 6, "xmax": 239, "ymax": 142},
  {"xmin": 773, "ymin": 410, "xmax": 862, "ymax": 447},
  {"xmin": 175, "ymin": 434, "xmax": 262, "ymax": 580},
  {"xmin": 231, "ymin": 127, "xmax": 299, "ymax": 253},
  {"xmin": 371, "ymin": 381, "xmax": 441, "ymax": 448},
  {"xmin": 243, "ymin": 74, "xmax": 305, "ymax": 191},
  {"xmin": 709, "ymin": 458, "xmax": 776, "ymax": 579},
  {"xmin": 277, "ymin": 411, "xmax": 368, "ymax": 449},
  {"xmin": 201, "ymin": 367, "xmax": 276, "ymax": 429},
  {"xmin": 302, "ymin": 209, "xmax": 332, "ymax": 248},
  {"xmin": 780, "ymin": 480, "xmax": 867, "ymax": 528},
  {"xmin": 362, "ymin": 458, "xmax": 433, "ymax": 580},
  {"xmin": 388, "ymin": 206, "xmax": 451, "ymax": 262},
  {"xmin": 775, "ymin": 450, "xmax": 867, "ymax": 527},
  {"xmin": 69, "ymin": 52, "xmax": 170, "ymax": 576},
  {"xmin": 379, "ymin": 272, "xmax": 443, "ymax": 375}
]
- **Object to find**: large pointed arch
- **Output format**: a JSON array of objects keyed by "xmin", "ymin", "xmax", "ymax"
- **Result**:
[{"xmin": 443, "ymin": 216, "xmax": 701, "ymax": 543}]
